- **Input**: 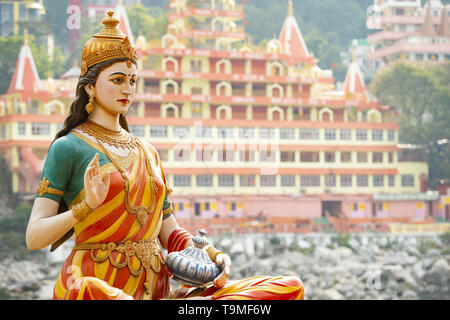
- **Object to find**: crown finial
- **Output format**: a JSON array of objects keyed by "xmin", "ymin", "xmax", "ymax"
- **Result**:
[{"xmin": 103, "ymin": 9, "xmax": 119, "ymax": 29}]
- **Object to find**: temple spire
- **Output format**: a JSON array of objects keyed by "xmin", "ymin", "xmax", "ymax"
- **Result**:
[
  {"xmin": 288, "ymin": 0, "xmax": 293, "ymax": 17},
  {"xmin": 439, "ymin": 7, "xmax": 450, "ymax": 37},
  {"xmin": 279, "ymin": 0, "xmax": 311, "ymax": 61},
  {"xmin": 23, "ymin": 28, "xmax": 28, "ymax": 45},
  {"xmin": 114, "ymin": 2, "xmax": 135, "ymax": 45},
  {"xmin": 343, "ymin": 58, "xmax": 368, "ymax": 101},
  {"xmin": 7, "ymin": 32, "xmax": 42, "ymax": 97},
  {"xmin": 422, "ymin": 5, "xmax": 437, "ymax": 37}
]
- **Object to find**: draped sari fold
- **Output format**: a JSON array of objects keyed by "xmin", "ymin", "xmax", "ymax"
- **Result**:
[
  {"xmin": 52, "ymin": 137, "xmax": 304, "ymax": 301},
  {"xmin": 53, "ymin": 144, "xmax": 170, "ymax": 300}
]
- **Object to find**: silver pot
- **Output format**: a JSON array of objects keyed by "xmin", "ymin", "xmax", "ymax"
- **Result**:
[{"xmin": 166, "ymin": 230, "xmax": 221, "ymax": 287}]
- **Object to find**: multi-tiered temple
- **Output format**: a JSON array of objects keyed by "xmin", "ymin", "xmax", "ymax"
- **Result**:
[
  {"xmin": 0, "ymin": 0, "xmax": 442, "ymax": 233},
  {"xmin": 367, "ymin": 0, "xmax": 450, "ymax": 67}
]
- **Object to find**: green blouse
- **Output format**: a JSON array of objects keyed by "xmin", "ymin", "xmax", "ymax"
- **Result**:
[{"xmin": 36, "ymin": 132, "xmax": 172, "ymax": 216}]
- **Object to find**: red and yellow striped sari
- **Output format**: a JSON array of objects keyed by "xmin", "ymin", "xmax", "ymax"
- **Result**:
[
  {"xmin": 53, "ymin": 138, "xmax": 170, "ymax": 300},
  {"xmin": 53, "ymin": 135, "xmax": 304, "ymax": 300}
]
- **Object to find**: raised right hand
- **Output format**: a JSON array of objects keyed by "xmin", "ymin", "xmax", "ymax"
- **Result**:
[{"xmin": 84, "ymin": 153, "xmax": 110, "ymax": 210}]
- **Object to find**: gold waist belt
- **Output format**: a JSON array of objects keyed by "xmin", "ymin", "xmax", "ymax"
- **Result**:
[{"xmin": 73, "ymin": 239, "xmax": 164, "ymax": 295}]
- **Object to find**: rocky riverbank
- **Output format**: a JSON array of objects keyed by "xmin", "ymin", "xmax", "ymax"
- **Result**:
[{"xmin": 0, "ymin": 232, "xmax": 449, "ymax": 300}]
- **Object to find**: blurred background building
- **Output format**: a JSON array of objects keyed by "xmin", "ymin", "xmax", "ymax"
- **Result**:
[
  {"xmin": 366, "ymin": 0, "xmax": 450, "ymax": 68},
  {"xmin": 0, "ymin": 0, "xmax": 446, "ymax": 235},
  {"xmin": 0, "ymin": 0, "xmax": 46, "ymax": 37}
]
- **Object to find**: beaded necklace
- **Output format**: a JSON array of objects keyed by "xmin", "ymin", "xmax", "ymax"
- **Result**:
[
  {"xmin": 94, "ymin": 136, "xmax": 159, "ymax": 227},
  {"xmin": 78, "ymin": 120, "xmax": 137, "ymax": 150}
]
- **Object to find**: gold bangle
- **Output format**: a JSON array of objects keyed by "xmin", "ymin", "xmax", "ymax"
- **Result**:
[
  {"xmin": 72, "ymin": 199, "xmax": 93, "ymax": 222},
  {"xmin": 204, "ymin": 245, "xmax": 222, "ymax": 262}
]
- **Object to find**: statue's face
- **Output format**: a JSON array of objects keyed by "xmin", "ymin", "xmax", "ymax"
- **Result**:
[{"xmin": 93, "ymin": 61, "xmax": 137, "ymax": 116}]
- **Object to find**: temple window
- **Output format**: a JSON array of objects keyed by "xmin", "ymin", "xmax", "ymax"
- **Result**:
[
  {"xmin": 173, "ymin": 175, "xmax": 191, "ymax": 187},
  {"xmin": 281, "ymin": 175, "xmax": 295, "ymax": 187},
  {"xmin": 166, "ymin": 83, "xmax": 176, "ymax": 94},
  {"xmin": 31, "ymin": 123, "xmax": 49, "ymax": 135},
  {"xmin": 300, "ymin": 152, "xmax": 319, "ymax": 162},
  {"xmin": 190, "ymin": 60, "xmax": 202, "ymax": 72},
  {"xmin": 260, "ymin": 150, "xmax": 275, "ymax": 162},
  {"xmin": 163, "ymin": 57, "xmax": 179, "ymax": 72},
  {"xmin": 239, "ymin": 150, "xmax": 255, "ymax": 162},
  {"xmin": 259, "ymin": 127, "xmax": 275, "ymax": 140},
  {"xmin": 388, "ymin": 175, "xmax": 395, "ymax": 187},
  {"xmin": 195, "ymin": 126, "xmax": 212, "ymax": 138},
  {"xmin": 197, "ymin": 175, "xmax": 213, "ymax": 187},
  {"xmin": 240, "ymin": 174, "xmax": 256, "ymax": 187},
  {"xmin": 319, "ymin": 108, "xmax": 333, "ymax": 122},
  {"xmin": 299, "ymin": 128, "xmax": 319, "ymax": 140},
  {"xmin": 280, "ymin": 151, "xmax": 295, "ymax": 162},
  {"xmin": 218, "ymin": 174, "xmax": 235, "ymax": 187},
  {"xmin": 260, "ymin": 175, "xmax": 276, "ymax": 187},
  {"xmin": 340, "ymin": 152, "xmax": 352, "ymax": 163},
  {"xmin": 388, "ymin": 152, "xmax": 394, "ymax": 163},
  {"xmin": 150, "ymin": 125, "xmax": 168, "ymax": 137},
  {"xmin": 173, "ymin": 126, "xmax": 190, "ymax": 139},
  {"xmin": 340, "ymin": 175, "xmax": 352, "ymax": 187},
  {"xmin": 356, "ymin": 129, "xmax": 367, "ymax": 140},
  {"xmin": 174, "ymin": 148, "xmax": 191, "ymax": 161},
  {"xmin": 191, "ymin": 86, "xmax": 203, "ymax": 95},
  {"xmin": 166, "ymin": 107, "xmax": 176, "ymax": 118},
  {"xmin": 252, "ymin": 84, "xmax": 266, "ymax": 97},
  {"xmin": 325, "ymin": 152, "xmax": 336, "ymax": 163},
  {"xmin": 0, "ymin": 125, "xmax": 5, "ymax": 140},
  {"xmin": 29, "ymin": 100, "xmax": 39, "ymax": 114},
  {"xmin": 357, "ymin": 152, "xmax": 368, "ymax": 163},
  {"xmin": 217, "ymin": 126, "xmax": 234, "ymax": 139},
  {"xmin": 401, "ymin": 174, "xmax": 415, "ymax": 187},
  {"xmin": 129, "ymin": 125, "xmax": 145, "ymax": 137},
  {"xmin": 300, "ymin": 175, "xmax": 320, "ymax": 187},
  {"xmin": 388, "ymin": 130, "xmax": 396, "ymax": 141},
  {"xmin": 357, "ymin": 175, "xmax": 369, "ymax": 187},
  {"xmin": 196, "ymin": 149, "xmax": 214, "ymax": 162},
  {"xmin": 325, "ymin": 129, "xmax": 336, "ymax": 140},
  {"xmin": 238, "ymin": 127, "xmax": 255, "ymax": 139},
  {"xmin": 340, "ymin": 129, "xmax": 352, "ymax": 140},
  {"xmin": 18, "ymin": 122, "xmax": 26, "ymax": 135},
  {"xmin": 144, "ymin": 80, "xmax": 159, "ymax": 93},
  {"xmin": 325, "ymin": 175, "xmax": 336, "ymax": 187},
  {"xmin": 268, "ymin": 106, "xmax": 284, "ymax": 121},
  {"xmin": 280, "ymin": 128, "xmax": 295, "ymax": 140},
  {"xmin": 373, "ymin": 175, "xmax": 384, "ymax": 187},
  {"xmin": 372, "ymin": 152, "xmax": 383, "ymax": 163},
  {"xmin": 191, "ymin": 102, "xmax": 202, "ymax": 118}
]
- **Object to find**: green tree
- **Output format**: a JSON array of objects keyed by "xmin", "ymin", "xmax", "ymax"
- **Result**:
[
  {"xmin": 370, "ymin": 62, "xmax": 450, "ymax": 184},
  {"xmin": 0, "ymin": 36, "xmax": 24, "ymax": 94},
  {"xmin": 126, "ymin": 4, "xmax": 168, "ymax": 41}
]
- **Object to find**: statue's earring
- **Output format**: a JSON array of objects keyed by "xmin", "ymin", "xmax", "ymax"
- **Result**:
[{"xmin": 86, "ymin": 95, "xmax": 94, "ymax": 114}]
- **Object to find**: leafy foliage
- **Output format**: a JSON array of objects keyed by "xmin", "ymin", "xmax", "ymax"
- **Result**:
[
  {"xmin": 370, "ymin": 62, "xmax": 450, "ymax": 183},
  {"xmin": 127, "ymin": 4, "xmax": 168, "ymax": 41}
]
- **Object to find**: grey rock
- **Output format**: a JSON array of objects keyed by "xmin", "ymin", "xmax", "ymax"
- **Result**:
[
  {"xmin": 313, "ymin": 246, "xmax": 339, "ymax": 263},
  {"xmin": 401, "ymin": 289, "xmax": 418, "ymax": 300},
  {"xmin": 297, "ymin": 239, "xmax": 311, "ymax": 249},
  {"xmin": 314, "ymin": 288, "xmax": 345, "ymax": 300}
]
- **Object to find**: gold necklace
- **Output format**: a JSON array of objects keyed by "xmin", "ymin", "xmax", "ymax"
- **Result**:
[
  {"xmin": 78, "ymin": 120, "xmax": 137, "ymax": 150},
  {"xmin": 94, "ymin": 137, "xmax": 159, "ymax": 227}
]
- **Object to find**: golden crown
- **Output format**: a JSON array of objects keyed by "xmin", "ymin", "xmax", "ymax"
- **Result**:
[{"xmin": 80, "ymin": 10, "xmax": 138, "ymax": 76}]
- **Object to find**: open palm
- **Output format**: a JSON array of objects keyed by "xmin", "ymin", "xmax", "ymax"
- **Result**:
[{"xmin": 84, "ymin": 153, "xmax": 110, "ymax": 210}]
